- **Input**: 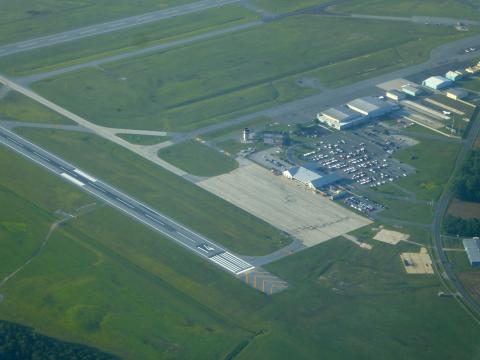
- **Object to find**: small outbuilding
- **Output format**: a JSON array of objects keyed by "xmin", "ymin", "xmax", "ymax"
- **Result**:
[
  {"xmin": 446, "ymin": 88, "xmax": 468, "ymax": 100},
  {"xmin": 445, "ymin": 70, "xmax": 465, "ymax": 81},
  {"xmin": 263, "ymin": 131, "xmax": 289, "ymax": 146}
]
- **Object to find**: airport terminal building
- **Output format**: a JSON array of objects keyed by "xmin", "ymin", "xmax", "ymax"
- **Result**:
[{"xmin": 283, "ymin": 166, "xmax": 342, "ymax": 190}]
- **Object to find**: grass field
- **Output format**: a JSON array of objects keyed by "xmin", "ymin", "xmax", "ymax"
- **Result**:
[
  {"xmin": 15, "ymin": 128, "xmax": 290, "ymax": 255},
  {"xmin": 2, "ymin": 148, "xmax": 480, "ymax": 359},
  {"xmin": 0, "ymin": 0, "xmax": 191, "ymax": 45},
  {"xmin": 240, "ymin": 228, "xmax": 480, "ymax": 359},
  {"xmin": 459, "ymin": 77, "xmax": 480, "ymax": 92},
  {"xmin": 32, "ymin": 16, "xmax": 466, "ymax": 131},
  {"xmin": 251, "ymin": 0, "xmax": 330, "ymax": 13},
  {"xmin": 158, "ymin": 140, "xmax": 238, "ymax": 176},
  {"xmin": 0, "ymin": 91, "xmax": 73, "ymax": 125},
  {"xmin": 215, "ymin": 139, "xmax": 268, "ymax": 155},
  {"xmin": 394, "ymin": 135, "xmax": 461, "ymax": 200},
  {"xmin": 116, "ymin": 133, "xmax": 169, "ymax": 145},
  {"xmin": 331, "ymin": 0, "xmax": 480, "ymax": 20},
  {"xmin": 377, "ymin": 197, "xmax": 434, "ymax": 224},
  {"xmin": 0, "ymin": 146, "xmax": 261, "ymax": 359},
  {"xmin": 0, "ymin": 5, "xmax": 258, "ymax": 76}
]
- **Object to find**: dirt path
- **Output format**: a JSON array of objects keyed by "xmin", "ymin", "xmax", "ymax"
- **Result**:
[{"xmin": 0, "ymin": 203, "xmax": 97, "ymax": 302}]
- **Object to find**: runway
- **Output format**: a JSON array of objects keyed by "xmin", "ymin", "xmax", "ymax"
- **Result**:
[
  {"xmin": 0, "ymin": 0, "xmax": 242, "ymax": 58},
  {"xmin": 0, "ymin": 126, "xmax": 254, "ymax": 276}
]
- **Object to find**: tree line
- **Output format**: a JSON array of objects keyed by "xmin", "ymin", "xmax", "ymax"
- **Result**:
[
  {"xmin": 0, "ymin": 320, "xmax": 119, "ymax": 360},
  {"xmin": 454, "ymin": 150, "xmax": 480, "ymax": 202},
  {"xmin": 444, "ymin": 215, "xmax": 480, "ymax": 237}
]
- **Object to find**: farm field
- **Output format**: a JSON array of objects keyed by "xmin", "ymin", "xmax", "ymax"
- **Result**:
[
  {"xmin": 14, "ymin": 127, "xmax": 291, "ymax": 256},
  {"xmin": 0, "ymin": 5, "xmax": 259, "ymax": 77},
  {"xmin": 3, "ymin": 149, "xmax": 480, "ymax": 359},
  {"xmin": 448, "ymin": 199, "xmax": 480, "ymax": 219},
  {"xmin": 0, "ymin": 91, "xmax": 73, "ymax": 125},
  {"xmin": 158, "ymin": 140, "xmax": 238, "ymax": 176},
  {"xmin": 0, "ymin": 0, "xmax": 191, "ymax": 45},
  {"xmin": 331, "ymin": 0, "xmax": 480, "ymax": 20},
  {"xmin": 31, "ymin": 16, "xmax": 467, "ymax": 131}
]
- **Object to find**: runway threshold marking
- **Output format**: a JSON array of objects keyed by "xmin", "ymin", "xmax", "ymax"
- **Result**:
[{"xmin": 209, "ymin": 252, "xmax": 254, "ymax": 275}]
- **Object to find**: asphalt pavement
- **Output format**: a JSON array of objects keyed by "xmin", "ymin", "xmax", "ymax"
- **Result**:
[
  {"xmin": 0, "ymin": 0, "xmax": 242, "ymax": 58},
  {"xmin": 432, "ymin": 107, "xmax": 480, "ymax": 317},
  {"xmin": 0, "ymin": 126, "xmax": 254, "ymax": 276}
]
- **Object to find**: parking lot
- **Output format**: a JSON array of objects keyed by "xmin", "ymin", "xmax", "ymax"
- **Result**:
[
  {"xmin": 296, "ymin": 123, "xmax": 416, "ymax": 188},
  {"xmin": 344, "ymin": 195, "xmax": 384, "ymax": 215}
]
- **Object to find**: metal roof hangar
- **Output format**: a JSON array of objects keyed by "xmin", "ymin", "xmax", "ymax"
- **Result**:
[
  {"xmin": 463, "ymin": 238, "xmax": 480, "ymax": 267},
  {"xmin": 317, "ymin": 105, "xmax": 365, "ymax": 130},
  {"xmin": 346, "ymin": 96, "xmax": 396, "ymax": 117},
  {"xmin": 422, "ymin": 76, "xmax": 452, "ymax": 90}
]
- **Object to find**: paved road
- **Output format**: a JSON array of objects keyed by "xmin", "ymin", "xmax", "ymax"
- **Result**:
[
  {"xmin": 349, "ymin": 14, "xmax": 480, "ymax": 26},
  {"xmin": 0, "ymin": 0, "xmax": 243, "ymax": 58},
  {"xmin": 0, "ymin": 126, "xmax": 254, "ymax": 276},
  {"xmin": 432, "ymin": 107, "xmax": 480, "ymax": 317},
  {"xmin": 18, "ymin": 21, "xmax": 262, "ymax": 85},
  {"xmin": 0, "ymin": 74, "xmax": 189, "ymax": 178}
]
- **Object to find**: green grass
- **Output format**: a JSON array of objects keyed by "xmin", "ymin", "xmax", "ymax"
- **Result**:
[
  {"xmin": 240, "ymin": 231, "xmax": 480, "ymax": 359},
  {"xmin": 3, "ymin": 147, "xmax": 480, "ymax": 359},
  {"xmin": 331, "ymin": 0, "xmax": 480, "ymax": 20},
  {"xmin": 459, "ymin": 77, "xmax": 480, "ymax": 92},
  {"xmin": 0, "ymin": 147, "xmax": 260, "ymax": 360},
  {"xmin": 32, "ymin": 16, "xmax": 466, "ymax": 131},
  {"xmin": 374, "ymin": 182, "xmax": 409, "ymax": 197},
  {"xmin": 216, "ymin": 139, "xmax": 260, "ymax": 155},
  {"xmin": 0, "ymin": 0, "xmax": 192, "ymax": 45},
  {"xmin": 394, "ymin": 136, "xmax": 461, "ymax": 200},
  {"xmin": 306, "ymin": 30, "xmax": 471, "ymax": 88},
  {"xmin": 158, "ymin": 140, "xmax": 238, "ymax": 176},
  {"xmin": 15, "ymin": 128, "xmax": 291, "ymax": 255},
  {"xmin": 0, "ymin": 5, "xmax": 258, "ymax": 76},
  {"xmin": 116, "ymin": 133, "xmax": 169, "ymax": 145},
  {"xmin": 251, "ymin": 0, "xmax": 330, "ymax": 13},
  {"xmin": 379, "ymin": 198, "xmax": 434, "ymax": 224},
  {"xmin": 0, "ymin": 91, "xmax": 73, "ymax": 125}
]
